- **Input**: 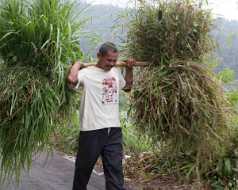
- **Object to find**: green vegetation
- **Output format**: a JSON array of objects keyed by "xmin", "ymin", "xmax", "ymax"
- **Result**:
[
  {"xmin": 217, "ymin": 68, "xmax": 236, "ymax": 83},
  {"xmin": 227, "ymin": 91, "xmax": 238, "ymax": 107},
  {"xmin": 121, "ymin": 113, "xmax": 153, "ymax": 154},
  {"xmin": 53, "ymin": 111, "xmax": 80, "ymax": 155},
  {"xmin": 0, "ymin": 0, "xmax": 82, "ymax": 182}
]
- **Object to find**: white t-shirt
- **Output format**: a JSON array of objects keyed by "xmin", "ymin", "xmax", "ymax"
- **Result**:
[{"xmin": 75, "ymin": 66, "xmax": 126, "ymax": 131}]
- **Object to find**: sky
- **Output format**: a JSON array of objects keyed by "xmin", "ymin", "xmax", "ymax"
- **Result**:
[{"xmin": 84, "ymin": 0, "xmax": 238, "ymax": 20}]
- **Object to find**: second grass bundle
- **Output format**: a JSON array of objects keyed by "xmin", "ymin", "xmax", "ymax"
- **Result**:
[{"xmin": 127, "ymin": 0, "xmax": 236, "ymax": 182}]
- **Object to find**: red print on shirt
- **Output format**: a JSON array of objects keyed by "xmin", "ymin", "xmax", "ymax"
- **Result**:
[{"xmin": 102, "ymin": 77, "xmax": 118, "ymax": 104}]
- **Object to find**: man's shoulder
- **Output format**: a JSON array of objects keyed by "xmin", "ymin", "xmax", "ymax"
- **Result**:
[
  {"xmin": 111, "ymin": 67, "xmax": 122, "ymax": 74},
  {"xmin": 79, "ymin": 66, "xmax": 96, "ymax": 74},
  {"xmin": 78, "ymin": 66, "xmax": 104, "ymax": 80}
]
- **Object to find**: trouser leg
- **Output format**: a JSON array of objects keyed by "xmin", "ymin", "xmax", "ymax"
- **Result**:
[
  {"xmin": 72, "ymin": 129, "xmax": 107, "ymax": 190},
  {"xmin": 101, "ymin": 128, "xmax": 125, "ymax": 190}
]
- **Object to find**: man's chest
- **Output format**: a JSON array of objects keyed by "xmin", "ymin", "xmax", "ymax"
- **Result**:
[{"xmin": 85, "ymin": 74, "xmax": 120, "ymax": 104}]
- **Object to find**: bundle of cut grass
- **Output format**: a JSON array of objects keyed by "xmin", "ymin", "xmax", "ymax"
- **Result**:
[
  {"xmin": 127, "ymin": 0, "xmax": 237, "ymax": 184},
  {"xmin": 0, "ymin": 0, "xmax": 82, "ymax": 181},
  {"xmin": 127, "ymin": 0, "xmax": 213, "ymax": 65}
]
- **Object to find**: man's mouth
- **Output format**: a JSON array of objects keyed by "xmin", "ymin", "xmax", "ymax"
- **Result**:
[{"xmin": 105, "ymin": 66, "xmax": 112, "ymax": 70}]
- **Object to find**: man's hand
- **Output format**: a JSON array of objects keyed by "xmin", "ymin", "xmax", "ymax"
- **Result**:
[
  {"xmin": 125, "ymin": 58, "xmax": 136, "ymax": 68},
  {"xmin": 67, "ymin": 61, "xmax": 83, "ymax": 89}
]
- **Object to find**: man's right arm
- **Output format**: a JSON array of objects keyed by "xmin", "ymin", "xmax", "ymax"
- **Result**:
[{"xmin": 67, "ymin": 61, "xmax": 83, "ymax": 89}]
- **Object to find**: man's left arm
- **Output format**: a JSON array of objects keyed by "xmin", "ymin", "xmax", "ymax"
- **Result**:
[{"xmin": 122, "ymin": 59, "xmax": 135, "ymax": 92}]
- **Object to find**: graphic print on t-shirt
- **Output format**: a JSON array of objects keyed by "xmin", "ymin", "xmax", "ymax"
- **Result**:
[{"xmin": 102, "ymin": 77, "xmax": 118, "ymax": 104}]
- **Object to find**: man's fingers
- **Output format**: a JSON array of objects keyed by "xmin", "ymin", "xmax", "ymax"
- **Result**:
[{"xmin": 126, "ymin": 58, "xmax": 135, "ymax": 68}]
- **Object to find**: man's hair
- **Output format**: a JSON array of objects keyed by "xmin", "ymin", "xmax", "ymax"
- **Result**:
[{"xmin": 98, "ymin": 42, "xmax": 118, "ymax": 56}]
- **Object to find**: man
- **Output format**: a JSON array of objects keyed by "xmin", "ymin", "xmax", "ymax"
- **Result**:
[{"xmin": 67, "ymin": 42, "xmax": 135, "ymax": 190}]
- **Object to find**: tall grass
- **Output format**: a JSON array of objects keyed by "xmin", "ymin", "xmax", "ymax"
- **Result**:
[
  {"xmin": 0, "ymin": 0, "xmax": 82, "ymax": 182},
  {"xmin": 121, "ymin": 112, "xmax": 153, "ymax": 154},
  {"xmin": 52, "ymin": 110, "xmax": 80, "ymax": 155}
]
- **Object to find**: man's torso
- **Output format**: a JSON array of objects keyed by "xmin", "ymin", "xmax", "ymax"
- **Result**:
[{"xmin": 76, "ymin": 66, "xmax": 125, "ymax": 131}]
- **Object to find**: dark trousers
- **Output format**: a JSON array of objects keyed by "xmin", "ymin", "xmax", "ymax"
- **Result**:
[{"xmin": 72, "ymin": 127, "xmax": 125, "ymax": 190}]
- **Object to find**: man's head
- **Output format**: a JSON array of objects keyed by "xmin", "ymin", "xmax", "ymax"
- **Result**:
[{"xmin": 97, "ymin": 42, "xmax": 119, "ymax": 71}]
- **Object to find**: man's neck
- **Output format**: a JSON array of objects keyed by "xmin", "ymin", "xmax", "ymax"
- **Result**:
[{"xmin": 96, "ymin": 61, "xmax": 105, "ymax": 70}]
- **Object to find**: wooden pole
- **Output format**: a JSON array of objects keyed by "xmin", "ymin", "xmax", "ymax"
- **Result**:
[{"xmin": 83, "ymin": 61, "xmax": 149, "ymax": 67}]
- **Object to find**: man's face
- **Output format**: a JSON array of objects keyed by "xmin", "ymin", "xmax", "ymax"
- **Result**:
[{"xmin": 98, "ymin": 50, "xmax": 119, "ymax": 71}]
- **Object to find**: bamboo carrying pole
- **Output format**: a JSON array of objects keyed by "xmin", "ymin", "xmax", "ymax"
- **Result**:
[{"xmin": 82, "ymin": 61, "xmax": 149, "ymax": 67}]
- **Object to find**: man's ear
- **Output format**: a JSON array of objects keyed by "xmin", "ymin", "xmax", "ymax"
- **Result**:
[{"xmin": 97, "ymin": 52, "xmax": 101, "ymax": 59}]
